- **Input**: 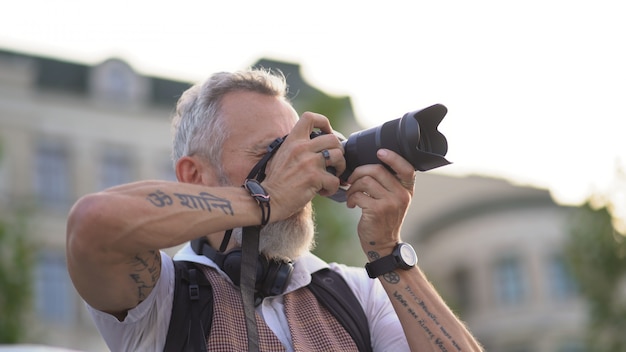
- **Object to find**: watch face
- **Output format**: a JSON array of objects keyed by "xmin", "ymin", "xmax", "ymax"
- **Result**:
[{"xmin": 400, "ymin": 244, "xmax": 418, "ymax": 266}]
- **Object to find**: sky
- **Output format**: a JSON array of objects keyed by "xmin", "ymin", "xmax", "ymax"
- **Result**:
[{"xmin": 2, "ymin": 0, "xmax": 625, "ymax": 210}]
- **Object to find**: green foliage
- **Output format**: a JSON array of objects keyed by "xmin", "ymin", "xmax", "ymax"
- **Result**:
[
  {"xmin": 311, "ymin": 196, "xmax": 362, "ymax": 266},
  {"xmin": 0, "ymin": 211, "xmax": 34, "ymax": 343},
  {"xmin": 565, "ymin": 201, "xmax": 626, "ymax": 352},
  {"xmin": 0, "ymin": 137, "xmax": 35, "ymax": 342},
  {"xmin": 293, "ymin": 80, "xmax": 363, "ymax": 266}
]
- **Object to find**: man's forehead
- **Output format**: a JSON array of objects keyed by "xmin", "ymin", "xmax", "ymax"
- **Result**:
[{"xmin": 221, "ymin": 92, "xmax": 296, "ymax": 119}]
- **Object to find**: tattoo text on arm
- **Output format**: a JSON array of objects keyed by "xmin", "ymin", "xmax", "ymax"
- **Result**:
[
  {"xmin": 391, "ymin": 284, "xmax": 463, "ymax": 351},
  {"xmin": 146, "ymin": 189, "xmax": 234, "ymax": 215}
]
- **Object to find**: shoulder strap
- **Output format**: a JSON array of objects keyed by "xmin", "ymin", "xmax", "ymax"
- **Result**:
[
  {"xmin": 164, "ymin": 262, "xmax": 372, "ymax": 352},
  {"xmin": 164, "ymin": 260, "xmax": 213, "ymax": 352},
  {"xmin": 308, "ymin": 268, "xmax": 373, "ymax": 352}
]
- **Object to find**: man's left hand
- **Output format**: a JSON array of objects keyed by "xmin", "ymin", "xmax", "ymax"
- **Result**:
[{"xmin": 344, "ymin": 148, "xmax": 415, "ymax": 255}]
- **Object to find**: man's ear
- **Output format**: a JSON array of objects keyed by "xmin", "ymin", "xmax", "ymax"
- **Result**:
[{"xmin": 176, "ymin": 156, "xmax": 218, "ymax": 185}]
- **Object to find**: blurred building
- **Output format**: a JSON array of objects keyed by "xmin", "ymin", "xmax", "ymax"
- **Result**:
[
  {"xmin": 0, "ymin": 49, "xmax": 188, "ymax": 351},
  {"xmin": 405, "ymin": 174, "xmax": 585, "ymax": 352},
  {"xmin": 0, "ymin": 49, "xmax": 585, "ymax": 352}
]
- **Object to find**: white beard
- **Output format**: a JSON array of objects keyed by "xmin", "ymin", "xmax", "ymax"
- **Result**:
[
  {"xmin": 217, "ymin": 169, "xmax": 315, "ymax": 261},
  {"xmin": 233, "ymin": 203, "xmax": 316, "ymax": 261}
]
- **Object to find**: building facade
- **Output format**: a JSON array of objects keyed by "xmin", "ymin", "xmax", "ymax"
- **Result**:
[
  {"xmin": 405, "ymin": 174, "xmax": 585, "ymax": 352},
  {"xmin": 0, "ymin": 49, "xmax": 586, "ymax": 352},
  {"xmin": 0, "ymin": 50, "xmax": 186, "ymax": 351}
]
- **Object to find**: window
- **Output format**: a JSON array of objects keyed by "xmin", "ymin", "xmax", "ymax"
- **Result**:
[
  {"xmin": 34, "ymin": 139, "xmax": 72, "ymax": 208},
  {"xmin": 35, "ymin": 250, "xmax": 77, "ymax": 325},
  {"xmin": 494, "ymin": 256, "xmax": 526, "ymax": 306},
  {"xmin": 90, "ymin": 59, "xmax": 140, "ymax": 104},
  {"xmin": 103, "ymin": 66, "xmax": 132, "ymax": 102},
  {"xmin": 547, "ymin": 254, "xmax": 578, "ymax": 299},
  {"xmin": 99, "ymin": 147, "xmax": 133, "ymax": 190}
]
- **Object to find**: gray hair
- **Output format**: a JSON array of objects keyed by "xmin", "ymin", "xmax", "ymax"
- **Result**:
[{"xmin": 171, "ymin": 68, "xmax": 290, "ymax": 181}]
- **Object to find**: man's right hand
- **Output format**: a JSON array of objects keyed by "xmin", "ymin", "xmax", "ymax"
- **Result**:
[{"xmin": 261, "ymin": 112, "xmax": 346, "ymax": 222}]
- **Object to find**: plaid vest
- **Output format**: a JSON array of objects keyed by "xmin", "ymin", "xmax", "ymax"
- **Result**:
[{"xmin": 201, "ymin": 266, "xmax": 359, "ymax": 351}]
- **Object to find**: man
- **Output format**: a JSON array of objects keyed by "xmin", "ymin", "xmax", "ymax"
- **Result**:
[{"xmin": 66, "ymin": 68, "xmax": 482, "ymax": 351}]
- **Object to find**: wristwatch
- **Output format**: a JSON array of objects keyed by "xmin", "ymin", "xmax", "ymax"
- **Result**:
[{"xmin": 365, "ymin": 243, "xmax": 418, "ymax": 278}]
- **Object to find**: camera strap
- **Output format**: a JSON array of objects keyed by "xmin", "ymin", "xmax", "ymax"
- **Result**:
[
  {"xmin": 239, "ymin": 135, "xmax": 286, "ymax": 352},
  {"xmin": 246, "ymin": 135, "xmax": 286, "ymax": 183},
  {"xmin": 240, "ymin": 226, "xmax": 261, "ymax": 351}
]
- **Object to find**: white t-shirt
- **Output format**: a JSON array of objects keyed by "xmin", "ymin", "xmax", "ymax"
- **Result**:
[{"xmin": 87, "ymin": 244, "xmax": 409, "ymax": 351}]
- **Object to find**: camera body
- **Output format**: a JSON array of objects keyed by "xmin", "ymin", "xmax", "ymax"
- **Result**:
[{"xmin": 313, "ymin": 104, "xmax": 451, "ymax": 202}]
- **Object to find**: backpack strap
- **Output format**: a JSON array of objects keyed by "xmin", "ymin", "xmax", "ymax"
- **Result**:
[
  {"xmin": 309, "ymin": 268, "xmax": 373, "ymax": 352},
  {"xmin": 164, "ymin": 260, "xmax": 213, "ymax": 352},
  {"xmin": 165, "ymin": 262, "xmax": 372, "ymax": 352}
]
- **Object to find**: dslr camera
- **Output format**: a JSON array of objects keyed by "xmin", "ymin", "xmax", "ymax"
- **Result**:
[{"xmin": 312, "ymin": 104, "xmax": 451, "ymax": 202}]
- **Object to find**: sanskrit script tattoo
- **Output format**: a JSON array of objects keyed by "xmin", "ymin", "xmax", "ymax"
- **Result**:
[
  {"xmin": 392, "ymin": 285, "xmax": 463, "ymax": 351},
  {"xmin": 146, "ymin": 189, "xmax": 234, "ymax": 215},
  {"xmin": 128, "ymin": 250, "xmax": 161, "ymax": 302}
]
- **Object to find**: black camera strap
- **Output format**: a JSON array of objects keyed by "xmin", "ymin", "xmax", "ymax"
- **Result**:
[
  {"xmin": 240, "ymin": 226, "xmax": 260, "ymax": 351},
  {"xmin": 246, "ymin": 135, "xmax": 286, "ymax": 183},
  {"xmin": 239, "ymin": 135, "xmax": 286, "ymax": 352}
]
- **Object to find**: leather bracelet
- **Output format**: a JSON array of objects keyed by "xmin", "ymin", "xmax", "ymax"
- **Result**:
[{"xmin": 243, "ymin": 179, "xmax": 271, "ymax": 227}]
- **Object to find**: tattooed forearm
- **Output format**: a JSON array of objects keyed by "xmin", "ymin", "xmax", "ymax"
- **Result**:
[
  {"xmin": 146, "ymin": 189, "xmax": 234, "ymax": 215},
  {"xmin": 395, "ymin": 285, "xmax": 463, "ymax": 351},
  {"xmin": 128, "ymin": 250, "xmax": 161, "ymax": 302},
  {"xmin": 406, "ymin": 285, "xmax": 441, "ymax": 325},
  {"xmin": 393, "ymin": 290, "xmax": 437, "ymax": 341}
]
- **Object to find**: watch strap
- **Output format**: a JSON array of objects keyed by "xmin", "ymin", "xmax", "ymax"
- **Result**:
[
  {"xmin": 365, "ymin": 254, "xmax": 399, "ymax": 278},
  {"xmin": 365, "ymin": 243, "xmax": 417, "ymax": 279}
]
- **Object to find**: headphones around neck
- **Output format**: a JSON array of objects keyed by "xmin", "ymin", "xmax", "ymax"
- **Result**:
[{"xmin": 190, "ymin": 237, "xmax": 293, "ymax": 299}]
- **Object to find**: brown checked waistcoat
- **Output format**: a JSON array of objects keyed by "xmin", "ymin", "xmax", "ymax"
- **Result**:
[{"xmin": 201, "ymin": 266, "xmax": 359, "ymax": 351}]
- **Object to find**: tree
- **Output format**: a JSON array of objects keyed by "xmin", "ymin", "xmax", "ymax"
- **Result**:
[
  {"xmin": 565, "ymin": 199, "xmax": 626, "ymax": 351},
  {"xmin": 311, "ymin": 195, "xmax": 363, "ymax": 266},
  {"xmin": 0, "ymin": 142, "xmax": 34, "ymax": 343},
  {"xmin": 0, "ymin": 213, "xmax": 34, "ymax": 344}
]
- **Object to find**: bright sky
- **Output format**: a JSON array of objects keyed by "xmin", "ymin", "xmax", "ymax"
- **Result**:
[{"xmin": 2, "ymin": 0, "xmax": 625, "ymax": 208}]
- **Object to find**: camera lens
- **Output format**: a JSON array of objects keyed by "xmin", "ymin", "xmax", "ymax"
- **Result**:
[{"xmin": 339, "ymin": 103, "xmax": 451, "ymax": 182}]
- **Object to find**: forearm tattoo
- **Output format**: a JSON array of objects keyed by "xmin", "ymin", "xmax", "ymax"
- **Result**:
[
  {"xmin": 370, "ymin": 239, "xmax": 463, "ymax": 350},
  {"xmin": 392, "ymin": 284, "xmax": 463, "ymax": 351},
  {"xmin": 146, "ymin": 189, "xmax": 234, "ymax": 215},
  {"xmin": 128, "ymin": 250, "xmax": 161, "ymax": 302},
  {"xmin": 367, "ymin": 250, "xmax": 380, "ymax": 261},
  {"xmin": 383, "ymin": 271, "xmax": 400, "ymax": 284}
]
